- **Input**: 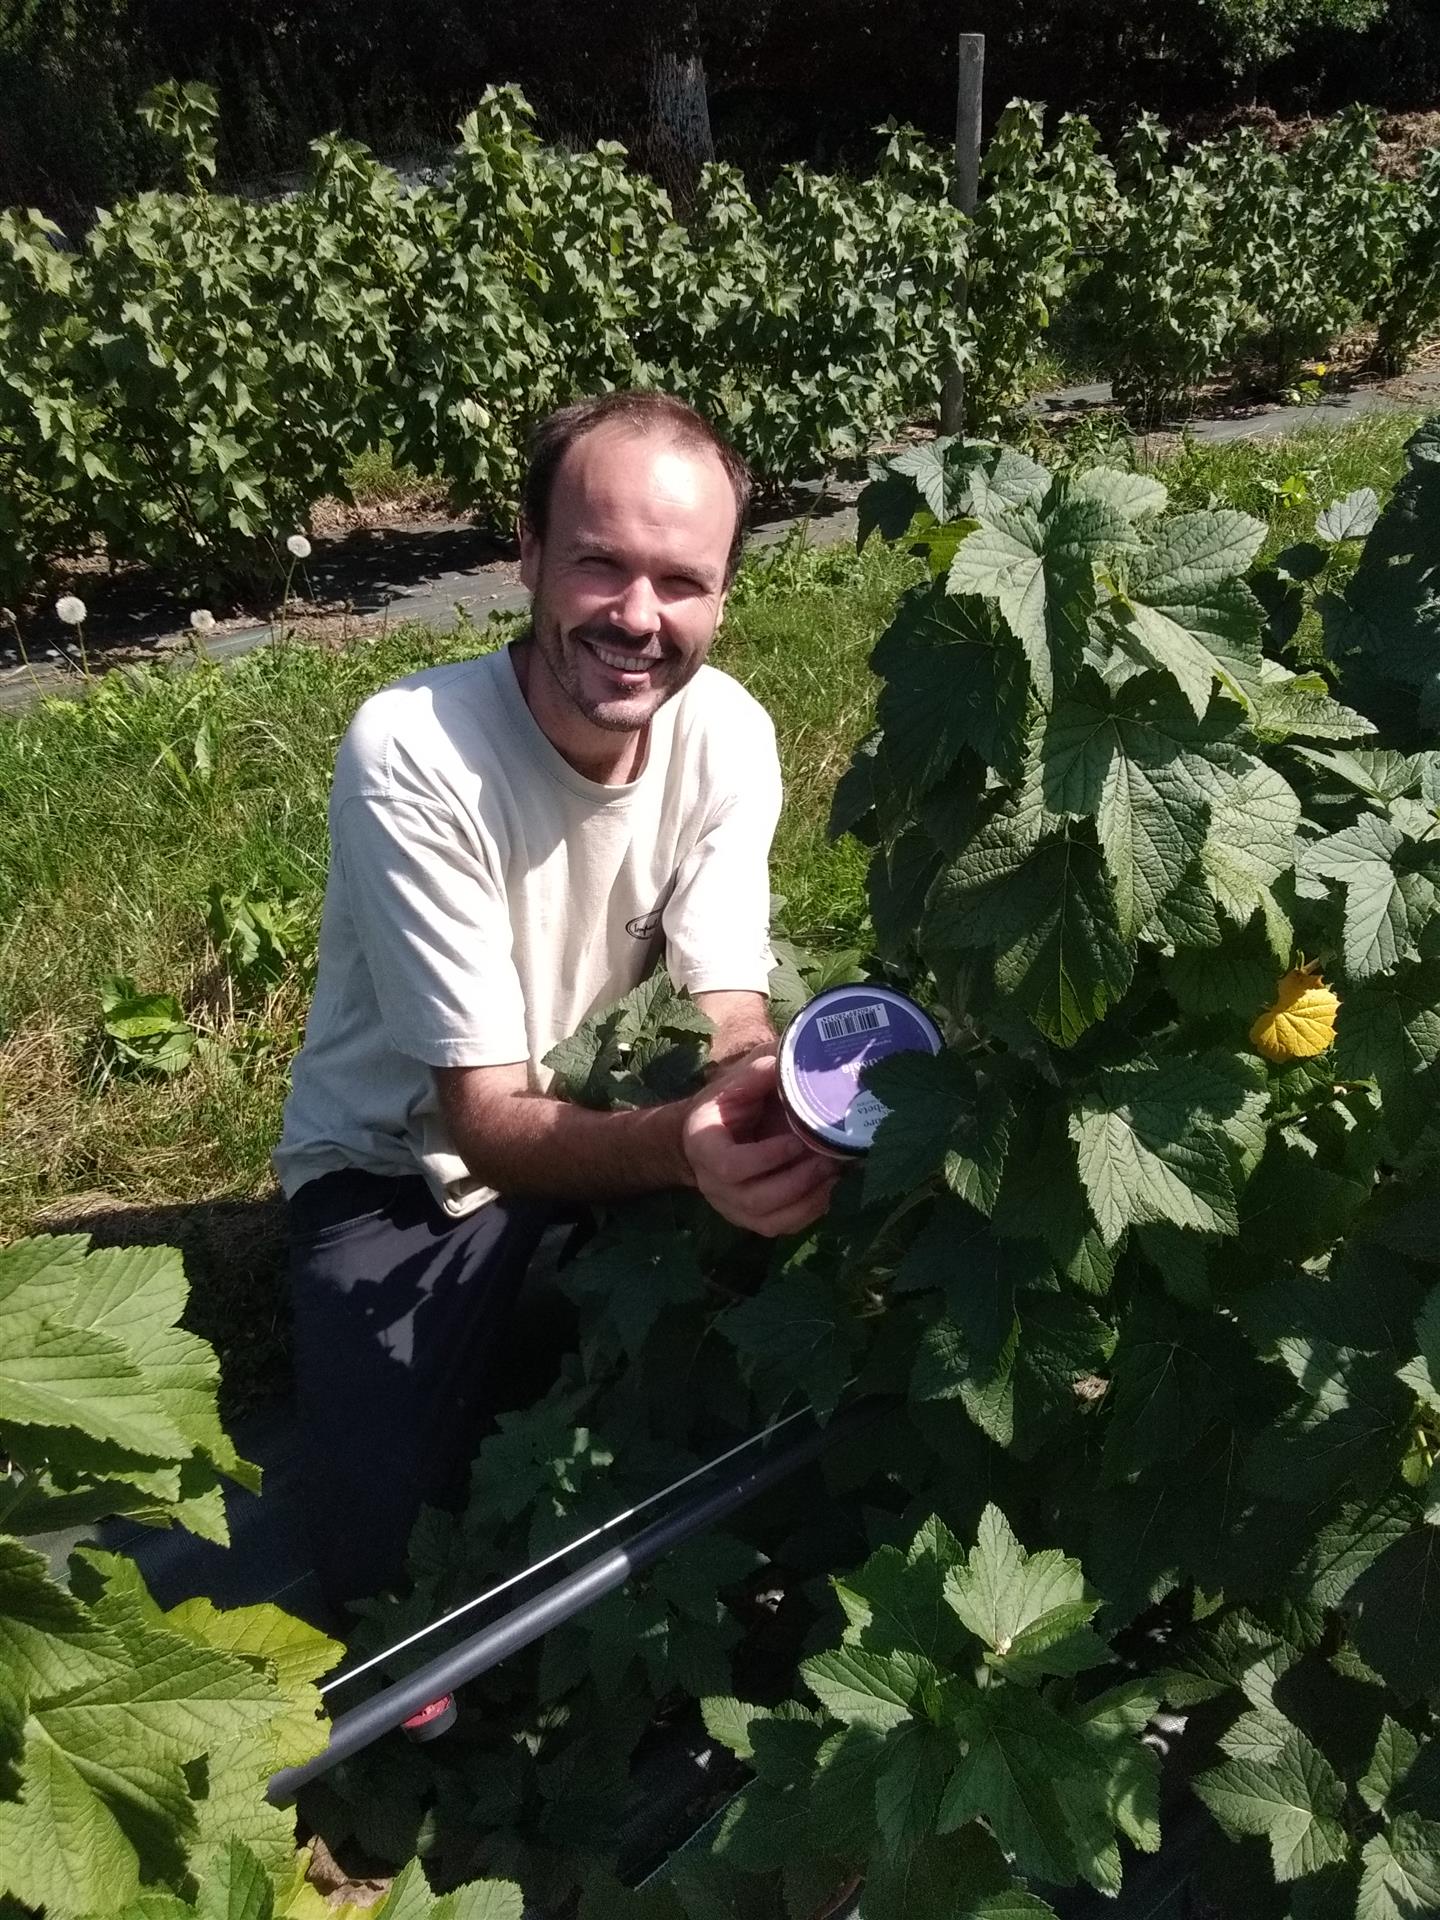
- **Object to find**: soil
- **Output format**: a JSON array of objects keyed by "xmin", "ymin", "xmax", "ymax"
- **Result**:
[{"xmin": 1176, "ymin": 103, "xmax": 1440, "ymax": 177}]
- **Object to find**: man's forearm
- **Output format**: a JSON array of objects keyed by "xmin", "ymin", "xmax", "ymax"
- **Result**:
[{"xmin": 440, "ymin": 1078, "xmax": 697, "ymax": 1201}]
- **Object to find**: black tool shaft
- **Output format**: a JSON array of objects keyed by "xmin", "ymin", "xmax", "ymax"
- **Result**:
[{"xmin": 267, "ymin": 1411, "xmax": 848, "ymax": 1806}]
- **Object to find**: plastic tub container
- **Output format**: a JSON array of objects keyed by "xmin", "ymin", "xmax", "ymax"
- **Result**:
[{"xmin": 776, "ymin": 986, "xmax": 943, "ymax": 1161}]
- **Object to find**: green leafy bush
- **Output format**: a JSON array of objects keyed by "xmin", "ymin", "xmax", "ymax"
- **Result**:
[
  {"xmin": 1203, "ymin": 110, "xmax": 1396, "ymax": 383},
  {"xmin": 320, "ymin": 423, "xmax": 1440, "ymax": 1917},
  {"xmin": 1375, "ymin": 149, "xmax": 1440, "ymax": 374},
  {"xmin": 961, "ymin": 103, "xmax": 1113, "ymax": 433},
  {"xmin": 0, "ymin": 1229, "xmax": 526, "ymax": 1917},
  {"xmin": 0, "ymin": 85, "xmax": 966, "ymax": 605},
  {"xmin": 4, "ymin": 85, "xmax": 1437, "ymax": 606},
  {"xmin": 1094, "ymin": 116, "xmax": 1242, "ymax": 416},
  {"xmin": 0, "ymin": 1232, "xmax": 338, "ymax": 1913}
]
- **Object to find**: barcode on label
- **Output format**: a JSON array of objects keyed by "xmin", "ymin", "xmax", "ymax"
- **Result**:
[{"xmin": 816, "ymin": 1003, "xmax": 891, "ymax": 1043}]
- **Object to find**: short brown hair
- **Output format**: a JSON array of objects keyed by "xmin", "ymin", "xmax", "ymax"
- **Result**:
[{"xmin": 521, "ymin": 390, "xmax": 752, "ymax": 585}]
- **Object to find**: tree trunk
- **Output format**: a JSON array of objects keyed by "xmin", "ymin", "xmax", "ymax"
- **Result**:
[{"xmin": 646, "ymin": 6, "xmax": 712, "ymax": 211}]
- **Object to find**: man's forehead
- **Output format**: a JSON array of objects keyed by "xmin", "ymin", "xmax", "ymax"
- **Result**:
[{"xmin": 551, "ymin": 426, "xmax": 734, "ymax": 532}]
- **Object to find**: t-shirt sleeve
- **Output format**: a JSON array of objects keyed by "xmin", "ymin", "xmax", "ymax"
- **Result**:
[
  {"xmin": 663, "ymin": 715, "xmax": 783, "ymax": 998},
  {"xmin": 332, "ymin": 791, "xmax": 530, "ymax": 1067}
]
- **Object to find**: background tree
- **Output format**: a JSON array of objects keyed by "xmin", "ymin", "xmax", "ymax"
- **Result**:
[{"xmin": 2, "ymin": 0, "xmax": 1436, "ymax": 228}]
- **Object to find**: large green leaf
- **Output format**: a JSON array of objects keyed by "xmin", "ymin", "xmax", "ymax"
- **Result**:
[
  {"xmin": 1351, "ymin": 1525, "xmax": 1440, "ymax": 1704},
  {"xmin": 0, "ymin": 1236, "xmax": 89, "ymax": 1317},
  {"xmin": 1194, "ymin": 1729, "xmax": 1348, "ymax": 1882},
  {"xmin": 160, "ymin": 1584, "xmax": 338, "ymax": 1875},
  {"xmin": 562, "ymin": 1230, "xmax": 707, "ymax": 1359},
  {"xmin": 862, "ymin": 1825, "xmax": 1058, "ymax": 1920},
  {"xmin": 1250, "ymin": 669, "xmax": 1376, "ymax": 744},
  {"xmin": 1033, "ymin": 675, "xmax": 1217, "ymax": 940},
  {"xmin": 863, "ymin": 1054, "xmax": 1011, "ymax": 1214},
  {"xmin": 1069, "ymin": 1681, "xmax": 1162, "ymax": 1859},
  {"xmin": 943, "ymin": 1504, "xmax": 1106, "ymax": 1682},
  {"xmin": 808, "ymin": 1719, "xmax": 887, "ymax": 1847},
  {"xmin": 871, "ymin": 585, "xmax": 1031, "ymax": 792},
  {"xmin": 0, "ymin": 1539, "xmax": 123, "ymax": 1754},
  {"xmin": 1357, "ymin": 1814, "xmax": 1440, "ymax": 1920},
  {"xmin": 0, "ymin": 1549, "xmax": 336, "ymax": 1916},
  {"xmin": 59, "ymin": 1244, "xmax": 259, "ymax": 1496},
  {"xmin": 910, "ymin": 1292, "xmax": 1114, "ymax": 1455},
  {"xmin": 193, "ymin": 1840, "xmax": 272, "ymax": 1920},
  {"xmin": 1100, "ymin": 1301, "xmax": 1248, "ymax": 1481},
  {"xmin": 1114, "ymin": 509, "xmax": 1267, "ymax": 718},
  {"xmin": 875, "ymin": 1721, "xmax": 955, "ymax": 1860},
  {"xmin": 1301, "ymin": 815, "xmax": 1437, "ymax": 982},
  {"xmin": 1194, "ymin": 757, "xmax": 1301, "ymax": 933},
  {"xmin": 926, "ymin": 813, "xmax": 1133, "ymax": 1046},
  {"xmin": 378, "ymin": 1859, "xmax": 525, "ymax": 1920},
  {"xmin": 1398, "ymin": 1285, "xmax": 1440, "ymax": 1415},
  {"xmin": 0, "ymin": 1237, "xmax": 258, "ymax": 1531},
  {"xmin": 1336, "ymin": 947, "xmax": 1440, "ymax": 1137},
  {"xmin": 858, "ymin": 440, "xmax": 1048, "ymax": 547},
  {"xmin": 0, "ymin": 1316, "xmax": 190, "ymax": 1461},
  {"xmin": 1360, "ymin": 1720, "xmax": 1422, "ymax": 1815},
  {"xmin": 800, "ymin": 1646, "xmax": 931, "ymax": 1732},
  {"xmin": 947, "ymin": 484, "xmax": 1133, "ymax": 703},
  {"xmin": 833, "ymin": 1517, "xmax": 969, "ymax": 1666},
  {"xmin": 936, "ymin": 1684, "xmax": 1098, "ymax": 1887},
  {"xmin": 1068, "ymin": 1052, "xmax": 1268, "ymax": 1246},
  {"xmin": 1282, "ymin": 1496, "xmax": 1417, "ymax": 1622},
  {"xmin": 719, "ymin": 1273, "xmax": 860, "ymax": 1421},
  {"xmin": 1246, "ymin": 1352, "xmax": 1412, "ymax": 1505}
]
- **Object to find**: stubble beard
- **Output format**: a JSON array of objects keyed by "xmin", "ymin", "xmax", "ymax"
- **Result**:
[{"xmin": 526, "ymin": 594, "xmax": 706, "ymax": 735}]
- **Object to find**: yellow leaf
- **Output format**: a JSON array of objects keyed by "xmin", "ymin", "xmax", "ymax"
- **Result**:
[{"xmin": 1249, "ymin": 965, "xmax": 1340, "ymax": 1063}]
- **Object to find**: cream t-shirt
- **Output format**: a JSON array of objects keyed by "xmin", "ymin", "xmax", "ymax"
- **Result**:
[{"xmin": 274, "ymin": 643, "xmax": 782, "ymax": 1216}]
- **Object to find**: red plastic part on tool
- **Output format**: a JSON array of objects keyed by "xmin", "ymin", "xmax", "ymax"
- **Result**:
[{"xmin": 401, "ymin": 1694, "xmax": 457, "ymax": 1741}]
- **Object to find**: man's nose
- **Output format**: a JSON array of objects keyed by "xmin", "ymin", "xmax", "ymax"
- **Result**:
[{"xmin": 609, "ymin": 576, "xmax": 660, "ymax": 635}]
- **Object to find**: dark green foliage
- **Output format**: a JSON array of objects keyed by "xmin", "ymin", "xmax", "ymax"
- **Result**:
[{"xmin": 313, "ymin": 422, "xmax": 1440, "ymax": 1917}]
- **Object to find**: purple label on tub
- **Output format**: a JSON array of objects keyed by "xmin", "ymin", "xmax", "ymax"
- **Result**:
[{"xmin": 788, "ymin": 991, "xmax": 938, "ymax": 1144}]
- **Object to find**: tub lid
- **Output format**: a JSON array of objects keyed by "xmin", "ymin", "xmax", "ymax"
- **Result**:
[{"xmin": 778, "ymin": 986, "xmax": 943, "ymax": 1152}]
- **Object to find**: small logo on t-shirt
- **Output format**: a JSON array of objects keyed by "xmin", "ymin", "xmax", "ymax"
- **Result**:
[{"xmin": 626, "ymin": 910, "xmax": 662, "ymax": 940}]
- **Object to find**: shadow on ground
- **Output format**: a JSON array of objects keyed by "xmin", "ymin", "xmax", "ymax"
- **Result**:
[{"xmin": 33, "ymin": 1187, "xmax": 291, "ymax": 1423}]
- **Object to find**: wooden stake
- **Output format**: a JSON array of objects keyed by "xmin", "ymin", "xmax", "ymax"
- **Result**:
[{"xmin": 940, "ymin": 32, "xmax": 985, "ymax": 437}]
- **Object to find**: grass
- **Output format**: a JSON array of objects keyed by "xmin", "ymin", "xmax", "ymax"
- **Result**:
[
  {"xmin": 0, "ymin": 539, "xmax": 917, "ymax": 1409},
  {"xmin": 342, "ymin": 443, "xmax": 435, "ymax": 507},
  {"xmin": 1154, "ymin": 410, "xmax": 1427, "ymax": 559}
]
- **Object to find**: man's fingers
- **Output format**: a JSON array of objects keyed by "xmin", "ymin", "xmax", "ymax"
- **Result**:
[
  {"xmin": 732, "ymin": 1152, "xmax": 838, "ymax": 1218},
  {"xmin": 709, "ymin": 1048, "xmax": 779, "ymax": 1110},
  {"xmin": 718, "ymin": 1156, "xmax": 841, "ymax": 1237},
  {"xmin": 691, "ymin": 1124, "xmax": 813, "ymax": 1182},
  {"xmin": 744, "ymin": 1176, "xmax": 842, "ymax": 1239}
]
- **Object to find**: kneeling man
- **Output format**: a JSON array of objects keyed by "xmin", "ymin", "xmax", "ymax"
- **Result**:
[{"xmin": 275, "ymin": 390, "xmax": 837, "ymax": 1608}]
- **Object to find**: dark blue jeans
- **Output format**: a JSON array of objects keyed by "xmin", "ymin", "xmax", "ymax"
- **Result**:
[{"xmin": 287, "ymin": 1168, "xmax": 569, "ymax": 1612}]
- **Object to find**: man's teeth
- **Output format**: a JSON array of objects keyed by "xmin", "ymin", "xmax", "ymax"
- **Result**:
[{"xmin": 588, "ymin": 642, "xmax": 656, "ymax": 673}]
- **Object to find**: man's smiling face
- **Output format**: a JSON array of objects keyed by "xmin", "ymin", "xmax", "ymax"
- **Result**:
[{"xmin": 517, "ymin": 423, "xmax": 736, "ymax": 754}]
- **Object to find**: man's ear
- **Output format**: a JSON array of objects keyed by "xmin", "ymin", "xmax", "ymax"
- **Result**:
[{"xmin": 517, "ymin": 516, "xmax": 540, "ymax": 592}]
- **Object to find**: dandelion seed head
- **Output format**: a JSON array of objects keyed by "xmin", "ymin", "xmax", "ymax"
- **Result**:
[
  {"xmin": 286, "ymin": 534, "xmax": 312, "ymax": 559},
  {"xmin": 55, "ymin": 594, "xmax": 87, "ymax": 626},
  {"xmin": 190, "ymin": 608, "xmax": 217, "ymax": 634}
]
